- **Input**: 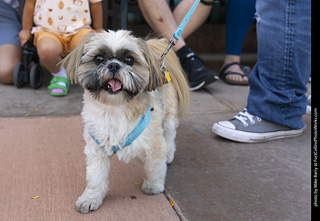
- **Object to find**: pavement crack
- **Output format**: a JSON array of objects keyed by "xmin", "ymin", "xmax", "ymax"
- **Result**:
[{"xmin": 163, "ymin": 189, "xmax": 188, "ymax": 221}]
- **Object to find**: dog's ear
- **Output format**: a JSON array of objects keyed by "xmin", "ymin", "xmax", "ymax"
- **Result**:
[
  {"xmin": 138, "ymin": 39, "xmax": 163, "ymax": 91},
  {"xmin": 61, "ymin": 33, "xmax": 94, "ymax": 84}
]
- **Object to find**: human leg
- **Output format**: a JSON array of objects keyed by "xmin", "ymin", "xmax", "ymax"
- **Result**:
[
  {"xmin": 0, "ymin": 1, "xmax": 22, "ymax": 84},
  {"xmin": 247, "ymin": 0, "xmax": 311, "ymax": 129},
  {"xmin": 138, "ymin": 0, "xmax": 218, "ymax": 90},
  {"xmin": 221, "ymin": 0, "xmax": 256, "ymax": 84},
  {"xmin": 172, "ymin": 0, "xmax": 214, "ymax": 43},
  {"xmin": 212, "ymin": 0, "xmax": 311, "ymax": 142},
  {"xmin": 34, "ymin": 31, "xmax": 70, "ymax": 96},
  {"xmin": 138, "ymin": 0, "xmax": 186, "ymax": 50},
  {"xmin": 34, "ymin": 31, "xmax": 64, "ymax": 73},
  {"xmin": 173, "ymin": 0, "xmax": 219, "ymax": 90},
  {"xmin": 0, "ymin": 44, "xmax": 22, "ymax": 84}
]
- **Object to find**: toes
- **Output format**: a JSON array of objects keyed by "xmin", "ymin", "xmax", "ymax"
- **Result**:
[
  {"xmin": 142, "ymin": 182, "xmax": 164, "ymax": 195},
  {"xmin": 226, "ymin": 74, "xmax": 248, "ymax": 82},
  {"xmin": 76, "ymin": 196, "xmax": 101, "ymax": 213}
]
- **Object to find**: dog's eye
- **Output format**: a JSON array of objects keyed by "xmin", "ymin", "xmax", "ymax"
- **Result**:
[
  {"xmin": 124, "ymin": 56, "xmax": 134, "ymax": 66},
  {"xmin": 94, "ymin": 55, "xmax": 104, "ymax": 65}
]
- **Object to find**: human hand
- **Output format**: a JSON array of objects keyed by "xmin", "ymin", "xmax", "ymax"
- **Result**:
[{"xmin": 19, "ymin": 29, "xmax": 32, "ymax": 47}]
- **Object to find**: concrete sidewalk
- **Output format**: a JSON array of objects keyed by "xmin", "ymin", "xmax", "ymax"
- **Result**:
[
  {"xmin": 0, "ymin": 71, "xmax": 311, "ymax": 220},
  {"xmin": 0, "ymin": 116, "xmax": 180, "ymax": 221}
]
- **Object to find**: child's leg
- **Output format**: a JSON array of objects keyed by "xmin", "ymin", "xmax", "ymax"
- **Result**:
[
  {"xmin": 35, "ymin": 31, "xmax": 63, "ymax": 73},
  {"xmin": 34, "ymin": 31, "xmax": 70, "ymax": 96}
]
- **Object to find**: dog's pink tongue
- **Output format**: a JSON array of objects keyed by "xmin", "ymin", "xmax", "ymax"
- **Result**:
[{"xmin": 108, "ymin": 79, "xmax": 122, "ymax": 92}]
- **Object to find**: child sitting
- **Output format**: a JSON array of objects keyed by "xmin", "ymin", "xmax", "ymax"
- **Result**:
[{"xmin": 19, "ymin": 0, "xmax": 103, "ymax": 96}]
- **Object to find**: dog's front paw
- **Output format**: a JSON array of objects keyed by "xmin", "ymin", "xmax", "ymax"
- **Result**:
[
  {"xmin": 76, "ymin": 195, "xmax": 102, "ymax": 214},
  {"xmin": 142, "ymin": 181, "xmax": 164, "ymax": 195},
  {"xmin": 166, "ymin": 152, "xmax": 175, "ymax": 165}
]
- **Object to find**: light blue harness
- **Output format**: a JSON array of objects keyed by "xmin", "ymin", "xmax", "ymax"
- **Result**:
[{"xmin": 89, "ymin": 105, "xmax": 154, "ymax": 154}]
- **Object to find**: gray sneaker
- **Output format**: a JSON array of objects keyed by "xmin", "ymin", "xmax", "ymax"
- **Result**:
[{"xmin": 212, "ymin": 109, "xmax": 305, "ymax": 143}]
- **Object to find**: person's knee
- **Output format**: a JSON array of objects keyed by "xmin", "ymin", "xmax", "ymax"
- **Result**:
[
  {"xmin": 0, "ymin": 45, "xmax": 21, "ymax": 84},
  {"xmin": 0, "ymin": 67, "xmax": 14, "ymax": 84},
  {"xmin": 37, "ymin": 42, "xmax": 62, "ymax": 62}
]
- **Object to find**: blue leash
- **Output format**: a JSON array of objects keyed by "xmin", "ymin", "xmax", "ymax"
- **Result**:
[
  {"xmin": 173, "ymin": 0, "xmax": 201, "ymax": 40},
  {"xmin": 160, "ymin": 0, "xmax": 200, "ymax": 64}
]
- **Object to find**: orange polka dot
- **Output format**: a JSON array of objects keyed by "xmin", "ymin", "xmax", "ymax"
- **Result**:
[
  {"xmin": 48, "ymin": 17, "xmax": 52, "ymax": 25},
  {"xmin": 58, "ymin": 1, "xmax": 64, "ymax": 10}
]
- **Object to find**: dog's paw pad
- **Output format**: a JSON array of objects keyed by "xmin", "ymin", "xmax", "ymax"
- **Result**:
[
  {"xmin": 142, "ymin": 182, "xmax": 164, "ymax": 195},
  {"xmin": 76, "ymin": 196, "xmax": 101, "ymax": 213}
]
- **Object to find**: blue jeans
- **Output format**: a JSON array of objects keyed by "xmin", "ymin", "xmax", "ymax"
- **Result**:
[
  {"xmin": 0, "ymin": 1, "xmax": 21, "ymax": 46},
  {"xmin": 247, "ymin": 0, "xmax": 311, "ymax": 129}
]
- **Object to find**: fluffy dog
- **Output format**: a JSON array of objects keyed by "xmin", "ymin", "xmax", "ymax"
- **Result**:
[{"xmin": 62, "ymin": 30, "xmax": 190, "ymax": 213}]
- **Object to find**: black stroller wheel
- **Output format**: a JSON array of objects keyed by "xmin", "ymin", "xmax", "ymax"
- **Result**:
[
  {"xmin": 13, "ymin": 62, "xmax": 25, "ymax": 88},
  {"xmin": 29, "ymin": 63, "xmax": 43, "ymax": 89}
]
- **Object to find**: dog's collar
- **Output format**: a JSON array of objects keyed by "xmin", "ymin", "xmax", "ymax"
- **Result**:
[{"xmin": 89, "ymin": 105, "xmax": 154, "ymax": 154}]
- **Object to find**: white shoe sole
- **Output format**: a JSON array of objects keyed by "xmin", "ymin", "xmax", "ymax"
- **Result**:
[
  {"xmin": 212, "ymin": 122, "xmax": 304, "ymax": 143},
  {"xmin": 307, "ymin": 105, "xmax": 311, "ymax": 115},
  {"xmin": 189, "ymin": 81, "xmax": 205, "ymax": 91}
]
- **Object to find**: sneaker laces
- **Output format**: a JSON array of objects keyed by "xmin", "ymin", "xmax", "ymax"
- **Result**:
[{"xmin": 234, "ymin": 108, "xmax": 261, "ymax": 127}]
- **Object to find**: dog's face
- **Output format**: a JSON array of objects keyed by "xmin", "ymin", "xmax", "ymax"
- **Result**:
[{"xmin": 63, "ymin": 30, "xmax": 163, "ymax": 104}]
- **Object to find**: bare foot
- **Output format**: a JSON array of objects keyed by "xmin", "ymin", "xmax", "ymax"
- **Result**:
[
  {"xmin": 221, "ymin": 55, "xmax": 249, "ymax": 84},
  {"xmin": 222, "ymin": 63, "xmax": 248, "ymax": 83}
]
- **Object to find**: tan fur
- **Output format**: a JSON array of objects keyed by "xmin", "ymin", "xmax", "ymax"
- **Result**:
[{"xmin": 146, "ymin": 38, "xmax": 190, "ymax": 119}]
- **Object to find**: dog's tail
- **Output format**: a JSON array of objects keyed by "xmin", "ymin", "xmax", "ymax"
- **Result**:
[{"xmin": 146, "ymin": 38, "xmax": 190, "ymax": 119}]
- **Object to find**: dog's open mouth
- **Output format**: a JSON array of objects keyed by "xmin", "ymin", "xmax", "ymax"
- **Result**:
[{"xmin": 104, "ymin": 78, "xmax": 123, "ymax": 93}]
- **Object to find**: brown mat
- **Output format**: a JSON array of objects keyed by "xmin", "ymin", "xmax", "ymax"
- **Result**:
[{"xmin": 0, "ymin": 116, "xmax": 179, "ymax": 221}]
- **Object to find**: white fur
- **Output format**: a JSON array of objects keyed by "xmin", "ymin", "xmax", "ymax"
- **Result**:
[
  {"xmin": 63, "ymin": 30, "xmax": 189, "ymax": 213},
  {"xmin": 76, "ymin": 88, "xmax": 177, "ymax": 213}
]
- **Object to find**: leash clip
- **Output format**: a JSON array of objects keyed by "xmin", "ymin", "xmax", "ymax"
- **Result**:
[
  {"xmin": 160, "ymin": 36, "xmax": 178, "ymax": 60},
  {"xmin": 160, "ymin": 36, "xmax": 178, "ymax": 72},
  {"xmin": 159, "ymin": 0, "xmax": 200, "ymax": 71}
]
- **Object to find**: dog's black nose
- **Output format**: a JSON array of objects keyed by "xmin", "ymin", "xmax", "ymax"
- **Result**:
[{"xmin": 107, "ymin": 62, "xmax": 121, "ymax": 72}]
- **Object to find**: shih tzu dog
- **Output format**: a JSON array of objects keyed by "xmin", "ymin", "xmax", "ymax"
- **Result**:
[{"xmin": 62, "ymin": 30, "xmax": 190, "ymax": 213}]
